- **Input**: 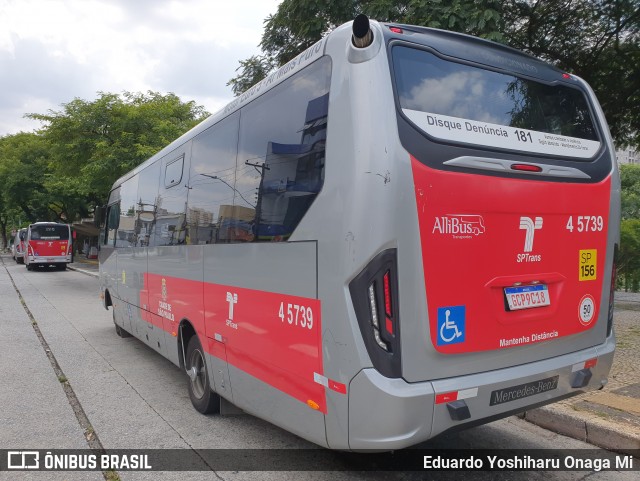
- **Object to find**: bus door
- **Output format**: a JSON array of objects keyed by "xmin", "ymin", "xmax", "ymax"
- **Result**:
[
  {"xmin": 145, "ymin": 149, "xmax": 192, "ymax": 358},
  {"xmin": 100, "ymin": 189, "xmax": 121, "ymax": 317},
  {"xmin": 112, "ymin": 175, "xmax": 148, "ymax": 338}
]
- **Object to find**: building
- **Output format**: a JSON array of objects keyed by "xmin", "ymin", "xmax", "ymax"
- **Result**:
[{"xmin": 616, "ymin": 144, "xmax": 639, "ymax": 165}]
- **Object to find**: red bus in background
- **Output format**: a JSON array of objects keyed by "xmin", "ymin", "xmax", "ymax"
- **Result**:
[{"xmin": 25, "ymin": 222, "xmax": 72, "ymax": 271}]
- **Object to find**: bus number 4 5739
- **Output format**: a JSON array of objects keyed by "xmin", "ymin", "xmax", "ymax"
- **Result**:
[{"xmin": 279, "ymin": 302, "xmax": 314, "ymax": 329}]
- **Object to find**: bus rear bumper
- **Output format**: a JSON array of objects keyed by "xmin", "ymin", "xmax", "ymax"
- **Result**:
[
  {"xmin": 348, "ymin": 334, "xmax": 615, "ymax": 450},
  {"xmin": 26, "ymin": 255, "xmax": 71, "ymax": 265}
]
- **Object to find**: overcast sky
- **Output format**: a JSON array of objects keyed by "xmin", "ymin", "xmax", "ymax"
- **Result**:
[{"xmin": 0, "ymin": 0, "xmax": 281, "ymax": 136}]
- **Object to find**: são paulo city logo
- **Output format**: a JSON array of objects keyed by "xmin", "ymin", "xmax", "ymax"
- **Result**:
[{"xmin": 432, "ymin": 214, "xmax": 486, "ymax": 239}]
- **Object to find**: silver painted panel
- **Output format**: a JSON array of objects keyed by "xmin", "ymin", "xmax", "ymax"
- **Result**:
[
  {"xmin": 429, "ymin": 334, "xmax": 615, "ymax": 438},
  {"xmin": 201, "ymin": 242, "xmax": 316, "ymax": 297},
  {"xmin": 227, "ymin": 363, "xmax": 328, "ymax": 448},
  {"xmin": 348, "ymin": 369, "xmax": 434, "ymax": 450}
]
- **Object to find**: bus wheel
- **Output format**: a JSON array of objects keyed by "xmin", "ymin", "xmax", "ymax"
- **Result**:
[
  {"xmin": 186, "ymin": 335, "xmax": 220, "ymax": 414},
  {"xmin": 113, "ymin": 310, "xmax": 131, "ymax": 338},
  {"xmin": 26, "ymin": 263, "xmax": 32, "ymax": 271},
  {"xmin": 115, "ymin": 324, "xmax": 131, "ymax": 338}
]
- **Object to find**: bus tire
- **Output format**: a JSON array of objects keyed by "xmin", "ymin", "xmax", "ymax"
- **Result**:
[
  {"xmin": 113, "ymin": 310, "xmax": 131, "ymax": 338},
  {"xmin": 186, "ymin": 335, "xmax": 220, "ymax": 414},
  {"xmin": 115, "ymin": 324, "xmax": 131, "ymax": 338}
]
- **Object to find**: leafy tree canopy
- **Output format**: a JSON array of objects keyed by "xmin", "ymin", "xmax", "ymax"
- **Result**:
[
  {"xmin": 0, "ymin": 132, "xmax": 51, "ymax": 223},
  {"xmin": 621, "ymin": 163, "xmax": 640, "ymax": 219},
  {"xmin": 28, "ymin": 91, "xmax": 208, "ymax": 204},
  {"xmin": 229, "ymin": 0, "xmax": 640, "ymax": 149},
  {"xmin": 0, "ymin": 91, "xmax": 208, "ymax": 245}
]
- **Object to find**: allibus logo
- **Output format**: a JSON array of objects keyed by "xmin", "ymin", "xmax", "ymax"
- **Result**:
[{"xmin": 432, "ymin": 215, "xmax": 486, "ymax": 237}]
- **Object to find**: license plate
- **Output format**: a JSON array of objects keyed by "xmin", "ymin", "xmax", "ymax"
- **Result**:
[{"xmin": 504, "ymin": 284, "xmax": 550, "ymax": 311}]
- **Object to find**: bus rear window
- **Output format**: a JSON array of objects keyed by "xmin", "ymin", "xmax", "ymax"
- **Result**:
[
  {"xmin": 31, "ymin": 225, "xmax": 69, "ymax": 240},
  {"xmin": 392, "ymin": 46, "xmax": 601, "ymax": 159}
]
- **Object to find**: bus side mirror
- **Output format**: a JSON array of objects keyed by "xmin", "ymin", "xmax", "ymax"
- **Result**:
[{"xmin": 94, "ymin": 205, "xmax": 106, "ymax": 228}]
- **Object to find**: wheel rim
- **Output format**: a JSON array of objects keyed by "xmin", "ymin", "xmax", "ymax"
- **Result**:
[{"xmin": 189, "ymin": 348, "xmax": 206, "ymax": 399}]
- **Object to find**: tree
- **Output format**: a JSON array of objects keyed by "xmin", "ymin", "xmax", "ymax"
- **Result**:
[
  {"xmin": 619, "ymin": 219, "xmax": 640, "ymax": 291},
  {"xmin": 0, "ymin": 133, "xmax": 52, "ymax": 222},
  {"xmin": 620, "ymin": 163, "xmax": 640, "ymax": 219},
  {"xmin": 229, "ymin": 0, "xmax": 639, "ymax": 149},
  {"xmin": 617, "ymin": 164, "xmax": 640, "ymax": 291},
  {"xmin": 28, "ymin": 91, "xmax": 209, "ymax": 212},
  {"xmin": 502, "ymin": 0, "xmax": 640, "ymax": 149},
  {"xmin": 0, "ymin": 132, "xmax": 52, "ymax": 247},
  {"xmin": 228, "ymin": 0, "xmax": 503, "ymax": 95},
  {"xmin": 0, "ymin": 91, "xmax": 208, "ymax": 245}
]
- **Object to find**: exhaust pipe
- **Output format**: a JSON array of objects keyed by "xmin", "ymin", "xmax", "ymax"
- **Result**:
[{"xmin": 352, "ymin": 14, "xmax": 373, "ymax": 48}]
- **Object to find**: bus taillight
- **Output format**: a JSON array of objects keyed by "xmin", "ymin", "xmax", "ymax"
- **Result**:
[
  {"xmin": 350, "ymin": 249, "xmax": 402, "ymax": 378},
  {"xmin": 383, "ymin": 271, "xmax": 394, "ymax": 335},
  {"xmin": 367, "ymin": 284, "xmax": 387, "ymax": 351}
]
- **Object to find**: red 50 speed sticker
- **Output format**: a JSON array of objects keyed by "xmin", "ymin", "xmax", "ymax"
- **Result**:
[{"xmin": 578, "ymin": 294, "xmax": 596, "ymax": 325}]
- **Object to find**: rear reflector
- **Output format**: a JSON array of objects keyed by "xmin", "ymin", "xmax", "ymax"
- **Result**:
[
  {"xmin": 511, "ymin": 163, "xmax": 543, "ymax": 173},
  {"xmin": 435, "ymin": 387, "xmax": 479, "ymax": 404},
  {"xmin": 572, "ymin": 358, "xmax": 598, "ymax": 372},
  {"xmin": 436, "ymin": 392, "xmax": 458, "ymax": 404}
]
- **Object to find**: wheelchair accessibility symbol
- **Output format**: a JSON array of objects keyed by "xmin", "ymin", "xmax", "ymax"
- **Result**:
[{"xmin": 437, "ymin": 306, "xmax": 466, "ymax": 345}]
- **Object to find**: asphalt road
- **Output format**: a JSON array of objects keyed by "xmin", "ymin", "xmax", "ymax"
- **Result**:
[{"xmin": 0, "ymin": 257, "xmax": 636, "ymax": 481}]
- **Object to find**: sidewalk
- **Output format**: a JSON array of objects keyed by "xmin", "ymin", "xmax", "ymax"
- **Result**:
[
  {"xmin": 68, "ymin": 256, "xmax": 99, "ymax": 277},
  {"xmin": 66, "ymin": 255, "xmax": 640, "ymax": 456},
  {"xmin": 523, "ymin": 293, "xmax": 640, "ymax": 457}
]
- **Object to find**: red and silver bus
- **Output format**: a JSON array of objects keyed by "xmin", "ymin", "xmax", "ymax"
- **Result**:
[
  {"xmin": 99, "ymin": 16, "xmax": 619, "ymax": 450},
  {"xmin": 25, "ymin": 222, "xmax": 73, "ymax": 271}
]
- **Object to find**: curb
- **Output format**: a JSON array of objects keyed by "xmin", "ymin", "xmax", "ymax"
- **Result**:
[
  {"xmin": 524, "ymin": 404, "xmax": 640, "ymax": 457},
  {"xmin": 67, "ymin": 265, "xmax": 99, "ymax": 278}
]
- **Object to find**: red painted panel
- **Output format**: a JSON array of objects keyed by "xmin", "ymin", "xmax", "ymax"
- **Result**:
[
  {"xmin": 411, "ymin": 157, "xmax": 611, "ymax": 354},
  {"xmin": 143, "ymin": 273, "xmax": 326, "ymax": 413},
  {"xmin": 203, "ymin": 283, "xmax": 326, "ymax": 413},
  {"xmin": 29, "ymin": 240, "xmax": 69, "ymax": 258},
  {"xmin": 146, "ymin": 274, "xmax": 203, "ymax": 337}
]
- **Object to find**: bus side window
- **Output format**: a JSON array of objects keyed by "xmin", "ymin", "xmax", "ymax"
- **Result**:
[
  {"xmin": 165, "ymin": 155, "xmax": 184, "ymax": 188},
  {"xmin": 155, "ymin": 150, "xmax": 190, "ymax": 246},
  {"xmin": 105, "ymin": 203, "xmax": 120, "ymax": 246},
  {"xmin": 187, "ymin": 112, "xmax": 239, "ymax": 245},
  {"xmin": 236, "ymin": 56, "xmax": 331, "ymax": 242},
  {"xmin": 116, "ymin": 176, "xmax": 139, "ymax": 248},
  {"xmin": 136, "ymin": 162, "xmax": 161, "ymax": 247}
]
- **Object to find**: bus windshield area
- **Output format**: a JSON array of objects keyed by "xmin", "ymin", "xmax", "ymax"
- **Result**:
[
  {"xmin": 30, "ymin": 224, "xmax": 69, "ymax": 240},
  {"xmin": 392, "ymin": 46, "xmax": 601, "ymax": 159}
]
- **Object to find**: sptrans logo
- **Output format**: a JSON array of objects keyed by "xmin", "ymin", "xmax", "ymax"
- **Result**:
[
  {"xmin": 432, "ymin": 214, "xmax": 485, "ymax": 239},
  {"xmin": 517, "ymin": 216, "xmax": 543, "ymax": 263}
]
